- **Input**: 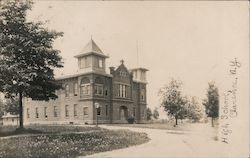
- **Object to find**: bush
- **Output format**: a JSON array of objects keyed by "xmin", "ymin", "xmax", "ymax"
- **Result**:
[{"xmin": 127, "ymin": 117, "xmax": 135, "ymax": 124}]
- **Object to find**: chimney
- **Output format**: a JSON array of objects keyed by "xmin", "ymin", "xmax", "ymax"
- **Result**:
[{"xmin": 109, "ymin": 67, "xmax": 115, "ymax": 74}]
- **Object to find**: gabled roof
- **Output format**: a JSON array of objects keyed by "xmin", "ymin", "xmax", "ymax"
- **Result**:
[
  {"xmin": 115, "ymin": 60, "xmax": 130, "ymax": 73},
  {"xmin": 74, "ymin": 39, "xmax": 108, "ymax": 58}
]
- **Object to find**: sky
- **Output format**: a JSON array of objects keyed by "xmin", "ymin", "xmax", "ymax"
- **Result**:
[{"xmin": 26, "ymin": 1, "xmax": 249, "ymax": 118}]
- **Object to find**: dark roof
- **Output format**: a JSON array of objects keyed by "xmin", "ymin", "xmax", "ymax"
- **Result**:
[
  {"xmin": 74, "ymin": 39, "xmax": 108, "ymax": 58},
  {"xmin": 130, "ymin": 67, "xmax": 149, "ymax": 71}
]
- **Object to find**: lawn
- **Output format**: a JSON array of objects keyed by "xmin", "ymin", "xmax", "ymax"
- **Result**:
[
  {"xmin": 0, "ymin": 125, "xmax": 101, "ymax": 137},
  {"xmin": 0, "ymin": 125, "xmax": 150, "ymax": 158}
]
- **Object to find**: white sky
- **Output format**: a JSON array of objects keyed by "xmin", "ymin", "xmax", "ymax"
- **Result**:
[{"xmin": 27, "ymin": 1, "xmax": 248, "ymax": 117}]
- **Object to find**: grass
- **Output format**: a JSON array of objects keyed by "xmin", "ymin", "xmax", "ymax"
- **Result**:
[
  {"xmin": 0, "ymin": 125, "xmax": 101, "ymax": 137},
  {"xmin": 0, "ymin": 125, "xmax": 150, "ymax": 158}
]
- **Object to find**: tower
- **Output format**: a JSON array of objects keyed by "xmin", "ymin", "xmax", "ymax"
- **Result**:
[
  {"xmin": 74, "ymin": 39, "xmax": 109, "ymax": 74},
  {"xmin": 130, "ymin": 68, "xmax": 148, "ymax": 83},
  {"xmin": 130, "ymin": 67, "xmax": 148, "ymax": 123}
]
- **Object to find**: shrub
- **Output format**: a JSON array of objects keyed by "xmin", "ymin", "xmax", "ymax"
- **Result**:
[{"xmin": 127, "ymin": 117, "xmax": 135, "ymax": 124}]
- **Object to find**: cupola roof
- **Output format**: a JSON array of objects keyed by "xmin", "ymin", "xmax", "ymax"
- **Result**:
[{"xmin": 74, "ymin": 39, "xmax": 108, "ymax": 58}]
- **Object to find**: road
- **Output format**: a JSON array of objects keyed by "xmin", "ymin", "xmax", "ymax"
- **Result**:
[{"xmin": 83, "ymin": 124, "xmax": 228, "ymax": 158}]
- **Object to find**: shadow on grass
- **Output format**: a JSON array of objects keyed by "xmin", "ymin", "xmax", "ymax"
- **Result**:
[
  {"xmin": 0, "ymin": 127, "xmax": 45, "ymax": 137},
  {"xmin": 0, "ymin": 125, "xmax": 102, "ymax": 137}
]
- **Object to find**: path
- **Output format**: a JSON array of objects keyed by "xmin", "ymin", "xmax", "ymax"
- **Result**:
[{"xmin": 83, "ymin": 124, "xmax": 228, "ymax": 158}]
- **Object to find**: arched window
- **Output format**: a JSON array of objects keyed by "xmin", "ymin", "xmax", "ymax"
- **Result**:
[
  {"xmin": 80, "ymin": 77, "xmax": 90, "ymax": 97},
  {"xmin": 81, "ymin": 77, "xmax": 90, "ymax": 84},
  {"xmin": 94, "ymin": 77, "xmax": 103, "ymax": 84},
  {"xmin": 94, "ymin": 77, "xmax": 103, "ymax": 96}
]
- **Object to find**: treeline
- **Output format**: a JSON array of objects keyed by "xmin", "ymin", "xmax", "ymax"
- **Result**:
[{"xmin": 156, "ymin": 79, "xmax": 219, "ymax": 126}]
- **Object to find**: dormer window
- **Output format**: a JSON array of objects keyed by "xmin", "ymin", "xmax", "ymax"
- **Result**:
[{"xmin": 119, "ymin": 71, "xmax": 127, "ymax": 77}]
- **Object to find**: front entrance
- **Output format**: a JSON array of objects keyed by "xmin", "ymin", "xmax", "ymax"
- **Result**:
[{"xmin": 119, "ymin": 106, "xmax": 128, "ymax": 122}]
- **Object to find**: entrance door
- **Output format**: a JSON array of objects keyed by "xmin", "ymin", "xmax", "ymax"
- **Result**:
[{"xmin": 119, "ymin": 106, "xmax": 128, "ymax": 121}]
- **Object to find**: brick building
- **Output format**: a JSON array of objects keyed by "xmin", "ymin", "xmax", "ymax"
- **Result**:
[{"xmin": 24, "ymin": 39, "xmax": 148, "ymax": 124}]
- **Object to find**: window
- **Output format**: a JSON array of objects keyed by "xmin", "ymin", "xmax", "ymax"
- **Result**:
[
  {"xmin": 119, "ymin": 84, "xmax": 122, "ymax": 97},
  {"xmin": 65, "ymin": 105, "xmax": 69, "ymax": 117},
  {"xmin": 74, "ymin": 104, "xmax": 77, "ymax": 116},
  {"xmin": 54, "ymin": 106, "xmax": 58, "ymax": 117},
  {"xmin": 140, "ymin": 71, "xmax": 146, "ymax": 81},
  {"xmin": 80, "ymin": 57, "xmax": 85, "ymax": 69},
  {"xmin": 97, "ymin": 107, "xmax": 101, "ymax": 116},
  {"xmin": 118, "ymin": 84, "xmax": 128, "ymax": 98},
  {"xmin": 73, "ymin": 83, "xmax": 78, "ymax": 96},
  {"xmin": 141, "ymin": 89, "xmax": 145, "ymax": 101},
  {"xmin": 83, "ymin": 107, "xmax": 88, "ymax": 116},
  {"xmin": 12, "ymin": 118, "xmax": 14, "ymax": 122},
  {"xmin": 65, "ymin": 84, "xmax": 69, "ymax": 97},
  {"xmin": 80, "ymin": 57, "xmax": 90, "ymax": 69},
  {"xmin": 133, "ymin": 107, "xmax": 136, "ymax": 117},
  {"xmin": 27, "ymin": 108, "xmax": 30, "ymax": 118},
  {"xmin": 80, "ymin": 78, "xmax": 91, "ymax": 97},
  {"xmin": 35, "ymin": 107, "xmax": 39, "ymax": 118},
  {"xmin": 133, "ymin": 71, "xmax": 137, "ymax": 79},
  {"xmin": 94, "ymin": 84, "xmax": 103, "ymax": 95},
  {"xmin": 105, "ymin": 89, "xmax": 108, "ymax": 96},
  {"xmin": 123, "ymin": 85, "xmax": 126, "ymax": 97},
  {"xmin": 119, "ymin": 71, "xmax": 127, "ymax": 77},
  {"xmin": 80, "ymin": 84, "xmax": 90, "ymax": 97},
  {"xmin": 99, "ymin": 59, "xmax": 103, "ymax": 68},
  {"xmin": 44, "ymin": 107, "xmax": 48, "ymax": 118},
  {"xmin": 141, "ymin": 109, "xmax": 145, "ymax": 118},
  {"xmin": 105, "ymin": 105, "xmax": 108, "ymax": 116},
  {"xmin": 141, "ymin": 94, "xmax": 144, "ymax": 100}
]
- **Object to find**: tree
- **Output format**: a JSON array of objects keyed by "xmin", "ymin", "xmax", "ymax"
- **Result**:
[
  {"xmin": 187, "ymin": 97, "xmax": 203, "ymax": 122},
  {"xmin": 0, "ymin": 1, "xmax": 63, "ymax": 129},
  {"xmin": 0, "ymin": 99, "xmax": 4, "ymax": 118},
  {"xmin": 159, "ymin": 79, "xmax": 188, "ymax": 126},
  {"xmin": 4, "ymin": 97, "xmax": 19, "ymax": 115},
  {"xmin": 152, "ymin": 107, "xmax": 159, "ymax": 120},
  {"xmin": 202, "ymin": 82, "xmax": 219, "ymax": 127},
  {"xmin": 146, "ymin": 108, "xmax": 152, "ymax": 121}
]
